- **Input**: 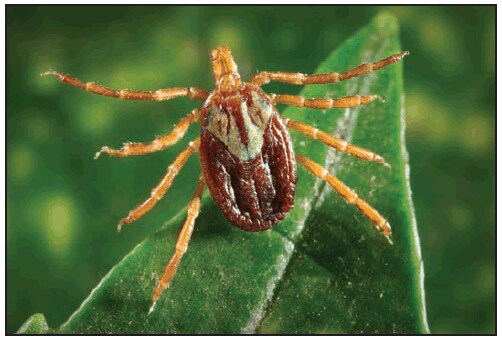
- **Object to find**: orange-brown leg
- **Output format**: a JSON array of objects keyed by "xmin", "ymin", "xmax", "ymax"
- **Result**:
[
  {"xmin": 151, "ymin": 173, "xmax": 205, "ymax": 308},
  {"xmin": 95, "ymin": 109, "xmax": 201, "ymax": 159},
  {"xmin": 251, "ymin": 51, "xmax": 409, "ymax": 86},
  {"xmin": 284, "ymin": 118, "xmax": 388, "ymax": 165},
  {"xmin": 41, "ymin": 71, "xmax": 209, "ymax": 101},
  {"xmin": 296, "ymin": 154, "xmax": 392, "ymax": 244},
  {"xmin": 271, "ymin": 93, "xmax": 382, "ymax": 109},
  {"xmin": 117, "ymin": 138, "xmax": 200, "ymax": 231}
]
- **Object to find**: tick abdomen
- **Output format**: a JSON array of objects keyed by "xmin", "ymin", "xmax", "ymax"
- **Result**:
[{"xmin": 200, "ymin": 83, "xmax": 297, "ymax": 231}]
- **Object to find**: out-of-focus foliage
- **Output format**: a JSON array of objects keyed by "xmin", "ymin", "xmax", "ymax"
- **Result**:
[{"xmin": 7, "ymin": 6, "xmax": 494, "ymax": 334}]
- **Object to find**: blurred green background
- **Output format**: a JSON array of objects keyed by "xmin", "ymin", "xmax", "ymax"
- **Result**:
[{"xmin": 7, "ymin": 6, "xmax": 494, "ymax": 334}]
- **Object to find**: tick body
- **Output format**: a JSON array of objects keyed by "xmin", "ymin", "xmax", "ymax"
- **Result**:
[
  {"xmin": 201, "ymin": 79, "xmax": 296, "ymax": 232},
  {"xmin": 44, "ymin": 46, "xmax": 408, "ymax": 306}
]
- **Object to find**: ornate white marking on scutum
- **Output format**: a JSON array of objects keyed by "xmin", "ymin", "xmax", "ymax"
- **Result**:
[{"xmin": 206, "ymin": 92, "xmax": 273, "ymax": 161}]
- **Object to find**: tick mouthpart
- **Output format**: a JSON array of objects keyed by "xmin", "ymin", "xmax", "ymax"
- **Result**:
[
  {"xmin": 211, "ymin": 46, "xmax": 241, "ymax": 90},
  {"xmin": 217, "ymin": 73, "xmax": 242, "ymax": 93}
]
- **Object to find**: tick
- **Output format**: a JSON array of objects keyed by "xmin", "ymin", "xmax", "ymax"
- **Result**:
[{"xmin": 43, "ymin": 46, "xmax": 408, "ymax": 306}]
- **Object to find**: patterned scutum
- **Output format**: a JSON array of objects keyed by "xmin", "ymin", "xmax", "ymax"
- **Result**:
[{"xmin": 200, "ymin": 83, "xmax": 297, "ymax": 231}]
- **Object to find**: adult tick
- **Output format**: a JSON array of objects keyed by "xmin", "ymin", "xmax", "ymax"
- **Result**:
[{"xmin": 43, "ymin": 46, "xmax": 408, "ymax": 306}]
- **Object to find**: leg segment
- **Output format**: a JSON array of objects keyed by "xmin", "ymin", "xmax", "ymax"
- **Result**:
[
  {"xmin": 271, "ymin": 94, "xmax": 382, "ymax": 109},
  {"xmin": 42, "ymin": 71, "xmax": 209, "ymax": 101},
  {"xmin": 251, "ymin": 51, "xmax": 409, "ymax": 86},
  {"xmin": 284, "ymin": 118, "xmax": 387, "ymax": 165},
  {"xmin": 296, "ymin": 154, "xmax": 392, "ymax": 244},
  {"xmin": 117, "ymin": 138, "xmax": 200, "ymax": 230},
  {"xmin": 270, "ymin": 94, "xmax": 383, "ymax": 109},
  {"xmin": 95, "ymin": 109, "xmax": 201, "ymax": 159},
  {"xmin": 152, "ymin": 173, "xmax": 205, "ymax": 303}
]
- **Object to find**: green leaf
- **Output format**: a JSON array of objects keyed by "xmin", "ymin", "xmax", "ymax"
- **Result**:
[{"xmin": 18, "ymin": 12, "xmax": 428, "ymax": 334}]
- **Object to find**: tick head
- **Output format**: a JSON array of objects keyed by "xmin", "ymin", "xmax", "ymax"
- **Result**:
[{"xmin": 211, "ymin": 46, "xmax": 242, "ymax": 93}]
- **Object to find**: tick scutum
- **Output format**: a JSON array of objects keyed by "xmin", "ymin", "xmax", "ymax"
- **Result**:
[{"xmin": 200, "ymin": 84, "xmax": 297, "ymax": 232}]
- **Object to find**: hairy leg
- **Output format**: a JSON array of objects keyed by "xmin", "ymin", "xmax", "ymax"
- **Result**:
[
  {"xmin": 117, "ymin": 138, "xmax": 200, "ymax": 231},
  {"xmin": 42, "ymin": 71, "xmax": 209, "ymax": 101},
  {"xmin": 251, "ymin": 51, "xmax": 408, "ymax": 86},
  {"xmin": 151, "ymin": 174, "xmax": 206, "ymax": 305},
  {"xmin": 296, "ymin": 154, "xmax": 392, "ymax": 244},
  {"xmin": 95, "ymin": 109, "xmax": 201, "ymax": 158},
  {"xmin": 271, "ymin": 93, "xmax": 382, "ymax": 109},
  {"xmin": 284, "ymin": 118, "xmax": 387, "ymax": 165}
]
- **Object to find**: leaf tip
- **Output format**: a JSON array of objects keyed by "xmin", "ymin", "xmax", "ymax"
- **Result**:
[
  {"xmin": 372, "ymin": 11, "xmax": 400, "ymax": 35},
  {"xmin": 16, "ymin": 313, "xmax": 50, "ymax": 334}
]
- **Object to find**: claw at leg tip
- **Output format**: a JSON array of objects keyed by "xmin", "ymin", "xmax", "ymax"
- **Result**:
[
  {"xmin": 373, "ymin": 95, "xmax": 385, "ymax": 103},
  {"xmin": 375, "ymin": 155, "xmax": 390, "ymax": 169},
  {"xmin": 94, "ymin": 147, "xmax": 108, "ymax": 159},
  {"xmin": 387, "ymin": 236, "xmax": 394, "ymax": 245},
  {"xmin": 40, "ymin": 70, "xmax": 56, "ymax": 77},
  {"xmin": 117, "ymin": 223, "xmax": 123, "ymax": 233},
  {"xmin": 148, "ymin": 301, "xmax": 157, "ymax": 315}
]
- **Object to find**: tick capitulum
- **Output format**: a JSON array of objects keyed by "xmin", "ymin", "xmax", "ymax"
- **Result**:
[{"xmin": 44, "ymin": 46, "xmax": 408, "ymax": 307}]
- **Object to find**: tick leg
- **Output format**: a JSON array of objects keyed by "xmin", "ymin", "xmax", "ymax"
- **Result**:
[
  {"xmin": 152, "ymin": 173, "xmax": 205, "ymax": 304},
  {"xmin": 271, "ymin": 94, "xmax": 382, "ymax": 109},
  {"xmin": 296, "ymin": 154, "xmax": 392, "ymax": 244},
  {"xmin": 117, "ymin": 138, "xmax": 200, "ymax": 231},
  {"xmin": 41, "ymin": 71, "xmax": 209, "ymax": 101},
  {"xmin": 251, "ymin": 51, "xmax": 409, "ymax": 86},
  {"xmin": 284, "ymin": 119, "xmax": 387, "ymax": 165},
  {"xmin": 95, "ymin": 109, "xmax": 201, "ymax": 159}
]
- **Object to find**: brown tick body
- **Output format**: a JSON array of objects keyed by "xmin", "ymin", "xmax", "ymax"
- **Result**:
[
  {"xmin": 200, "ymin": 83, "xmax": 296, "ymax": 232},
  {"xmin": 43, "ymin": 46, "xmax": 408, "ymax": 307}
]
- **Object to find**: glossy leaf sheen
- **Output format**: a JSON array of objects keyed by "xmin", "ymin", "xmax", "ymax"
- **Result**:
[{"xmin": 18, "ymin": 12, "xmax": 428, "ymax": 334}]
